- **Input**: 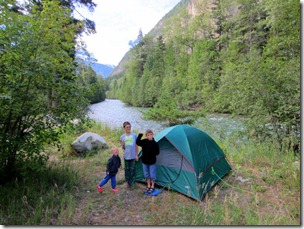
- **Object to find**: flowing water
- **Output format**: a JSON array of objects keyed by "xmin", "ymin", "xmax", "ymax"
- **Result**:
[
  {"xmin": 88, "ymin": 99, "xmax": 245, "ymax": 139},
  {"xmin": 87, "ymin": 99, "xmax": 164, "ymax": 132}
]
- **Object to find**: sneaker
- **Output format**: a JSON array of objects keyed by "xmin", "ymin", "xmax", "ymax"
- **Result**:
[
  {"xmin": 96, "ymin": 185, "xmax": 103, "ymax": 193},
  {"xmin": 112, "ymin": 188, "xmax": 118, "ymax": 193},
  {"xmin": 145, "ymin": 187, "xmax": 151, "ymax": 192}
]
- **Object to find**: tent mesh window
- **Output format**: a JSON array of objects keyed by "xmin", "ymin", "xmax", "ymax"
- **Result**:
[{"xmin": 156, "ymin": 138, "xmax": 193, "ymax": 173}]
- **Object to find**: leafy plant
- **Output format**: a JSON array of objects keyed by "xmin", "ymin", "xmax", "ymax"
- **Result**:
[
  {"xmin": 143, "ymin": 90, "xmax": 205, "ymax": 126},
  {"xmin": 0, "ymin": 1, "xmax": 90, "ymax": 183}
]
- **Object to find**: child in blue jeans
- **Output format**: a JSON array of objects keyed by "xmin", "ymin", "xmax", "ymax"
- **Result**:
[
  {"xmin": 97, "ymin": 147, "xmax": 121, "ymax": 193},
  {"xmin": 136, "ymin": 129, "xmax": 160, "ymax": 194}
]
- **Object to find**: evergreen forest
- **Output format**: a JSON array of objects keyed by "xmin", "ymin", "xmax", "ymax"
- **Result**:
[{"xmin": 106, "ymin": 0, "xmax": 300, "ymax": 153}]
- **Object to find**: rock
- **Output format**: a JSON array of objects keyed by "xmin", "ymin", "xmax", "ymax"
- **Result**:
[
  {"xmin": 71, "ymin": 132, "xmax": 107, "ymax": 154},
  {"xmin": 236, "ymin": 176, "xmax": 251, "ymax": 183}
]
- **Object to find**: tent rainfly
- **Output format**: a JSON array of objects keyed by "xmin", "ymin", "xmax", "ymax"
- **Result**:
[{"xmin": 135, "ymin": 125, "xmax": 232, "ymax": 201}]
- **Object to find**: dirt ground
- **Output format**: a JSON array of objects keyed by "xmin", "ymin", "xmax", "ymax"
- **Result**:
[
  {"xmin": 69, "ymin": 164, "xmax": 180, "ymax": 225},
  {"xmin": 55, "ymin": 155, "xmax": 300, "ymax": 226}
]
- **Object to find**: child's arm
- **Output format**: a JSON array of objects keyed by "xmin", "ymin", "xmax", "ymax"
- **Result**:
[
  {"xmin": 106, "ymin": 157, "xmax": 113, "ymax": 174},
  {"xmin": 136, "ymin": 133, "xmax": 144, "ymax": 146},
  {"xmin": 119, "ymin": 139, "xmax": 125, "ymax": 150}
]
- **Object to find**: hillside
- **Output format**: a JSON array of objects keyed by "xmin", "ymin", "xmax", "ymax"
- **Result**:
[
  {"xmin": 107, "ymin": 0, "xmax": 206, "ymax": 79},
  {"xmin": 104, "ymin": 0, "xmax": 300, "ymax": 170},
  {"xmin": 108, "ymin": 0, "xmax": 190, "ymax": 79},
  {"xmin": 89, "ymin": 62, "xmax": 115, "ymax": 78},
  {"xmin": 107, "ymin": 52, "xmax": 131, "ymax": 79}
]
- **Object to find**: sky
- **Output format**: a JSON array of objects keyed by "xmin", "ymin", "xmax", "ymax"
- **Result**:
[{"xmin": 74, "ymin": 0, "xmax": 181, "ymax": 66}]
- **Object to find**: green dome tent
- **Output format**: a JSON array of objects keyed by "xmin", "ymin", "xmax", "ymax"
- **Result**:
[{"xmin": 135, "ymin": 125, "xmax": 232, "ymax": 201}]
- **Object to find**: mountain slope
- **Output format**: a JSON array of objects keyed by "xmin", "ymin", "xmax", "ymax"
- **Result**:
[
  {"xmin": 89, "ymin": 62, "xmax": 115, "ymax": 78},
  {"xmin": 108, "ymin": 0, "xmax": 189, "ymax": 79}
]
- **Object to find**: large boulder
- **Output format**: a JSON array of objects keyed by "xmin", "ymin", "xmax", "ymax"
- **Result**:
[{"xmin": 71, "ymin": 132, "xmax": 107, "ymax": 154}]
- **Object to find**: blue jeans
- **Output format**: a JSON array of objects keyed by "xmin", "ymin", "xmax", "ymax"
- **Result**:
[
  {"xmin": 142, "ymin": 163, "xmax": 156, "ymax": 181},
  {"xmin": 99, "ymin": 173, "xmax": 117, "ymax": 189}
]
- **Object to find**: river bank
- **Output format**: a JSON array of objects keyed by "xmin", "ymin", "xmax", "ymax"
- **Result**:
[
  {"xmin": 87, "ymin": 99, "xmax": 164, "ymax": 132},
  {"xmin": 88, "ymin": 99, "xmax": 245, "ymax": 140},
  {"xmin": 0, "ymin": 121, "xmax": 300, "ymax": 225},
  {"xmin": 54, "ymin": 122, "xmax": 301, "ymax": 225}
]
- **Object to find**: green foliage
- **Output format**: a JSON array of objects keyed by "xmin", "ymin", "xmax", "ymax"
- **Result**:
[
  {"xmin": 186, "ymin": 39, "xmax": 221, "ymax": 110},
  {"xmin": 0, "ymin": 160, "xmax": 79, "ymax": 225},
  {"xmin": 106, "ymin": 0, "xmax": 300, "ymax": 152},
  {"xmin": 0, "ymin": 1, "xmax": 92, "ymax": 183},
  {"xmin": 75, "ymin": 60, "xmax": 106, "ymax": 104},
  {"xmin": 143, "ymin": 90, "xmax": 205, "ymax": 126}
]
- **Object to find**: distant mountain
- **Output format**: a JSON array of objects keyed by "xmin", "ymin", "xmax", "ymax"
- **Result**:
[
  {"xmin": 107, "ymin": 52, "xmax": 130, "ymax": 79},
  {"xmin": 108, "ymin": 0, "xmax": 187, "ymax": 79},
  {"xmin": 89, "ymin": 63, "xmax": 116, "ymax": 78}
]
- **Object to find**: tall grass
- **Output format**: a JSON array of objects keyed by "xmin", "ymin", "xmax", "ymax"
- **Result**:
[
  {"xmin": 0, "ymin": 121, "xmax": 300, "ymax": 225},
  {"xmin": 0, "ymin": 160, "xmax": 79, "ymax": 225},
  {"xmin": 143, "ymin": 126, "xmax": 300, "ymax": 225}
]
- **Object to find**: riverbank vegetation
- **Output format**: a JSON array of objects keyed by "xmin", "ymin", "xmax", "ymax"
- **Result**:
[
  {"xmin": 0, "ymin": 121, "xmax": 300, "ymax": 225},
  {"xmin": 0, "ymin": 0, "xmax": 106, "ymax": 185},
  {"xmin": 106, "ymin": 0, "xmax": 300, "ymax": 154}
]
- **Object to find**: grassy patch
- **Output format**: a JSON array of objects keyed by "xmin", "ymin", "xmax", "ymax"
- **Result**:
[
  {"xmin": 0, "ymin": 121, "xmax": 300, "ymax": 225},
  {"xmin": 0, "ymin": 160, "xmax": 79, "ymax": 225}
]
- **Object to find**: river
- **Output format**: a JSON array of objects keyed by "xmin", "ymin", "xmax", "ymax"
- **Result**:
[
  {"xmin": 87, "ymin": 99, "xmax": 244, "ymax": 139},
  {"xmin": 87, "ymin": 99, "xmax": 164, "ymax": 132}
]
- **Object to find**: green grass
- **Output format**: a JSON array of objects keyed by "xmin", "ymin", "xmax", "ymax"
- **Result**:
[
  {"xmin": 0, "ymin": 121, "xmax": 300, "ymax": 225},
  {"xmin": 0, "ymin": 160, "xmax": 79, "ymax": 225}
]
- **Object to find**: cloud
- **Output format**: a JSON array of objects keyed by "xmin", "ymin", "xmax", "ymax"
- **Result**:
[{"xmin": 75, "ymin": 0, "xmax": 181, "ymax": 65}]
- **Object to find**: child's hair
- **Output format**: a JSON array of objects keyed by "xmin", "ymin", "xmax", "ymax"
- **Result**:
[
  {"xmin": 112, "ymin": 147, "xmax": 119, "ymax": 153},
  {"xmin": 123, "ymin": 121, "xmax": 131, "ymax": 128},
  {"xmin": 145, "ymin": 129, "xmax": 153, "ymax": 136}
]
